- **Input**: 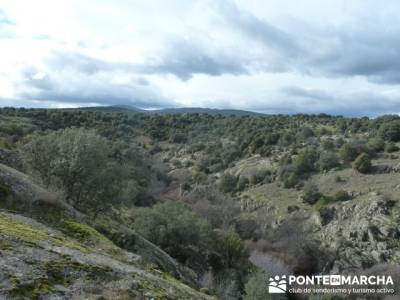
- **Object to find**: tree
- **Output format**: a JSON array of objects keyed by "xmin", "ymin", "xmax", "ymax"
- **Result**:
[
  {"xmin": 219, "ymin": 172, "xmax": 239, "ymax": 193},
  {"xmin": 379, "ymin": 120, "xmax": 400, "ymax": 142},
  {"xmin": 301, "ymin": 182, "xmax": 321, "ymax": 205},
  {"xmin": 352, "ymin": 153, "xmax": 372, "ymax": 173},
  {"xmin": 368, "ymin": 138, "xmax": 385, "ymax": 153},
  {"xmin": 236, "ymin": 176, "xmax": 249, "ymax": 192},
  {"xmin": 209, "ymin": 230, "xmax": 250, "ymax": 292},
  {"xmin": 21, "ymin": 128, "xmax": 125, "ymax": 215},
  {"xmin": 385, "ymin": 142, "xmax": 399, "ymax": 153},
  {"xmin": 244, "ymin": 270, "xmax": 273, "ymax": 300},
  {"xmin": 293, "ymin": 147, "xmax": 318, "ymax": 174},
  {"xmin": 339, "ymin": 141, "xmax": 368, "ymax": 163},
  {"xmin": 209, "ymin": 230, "xmax": 250, "ymax": 276},
  {"xmin": 317, "ymin": 151, "xmax": 339, "ymax": 171},
  {"xmin": 134, "ymin": 201, "xmax": 213, "ymax": 269}
]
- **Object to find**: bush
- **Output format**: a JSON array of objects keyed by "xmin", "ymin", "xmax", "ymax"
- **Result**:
[
  {"xmin": 279, "ymin": 164, "xmax": 300, "ymax": 188},
  {"xmin": 334, "ymin": 175, "xmax": 343, "ymax": 183},
  {"xmin": 352, "ymin": 153, "xmax": 372, "ymax": 173},
  {"xmin": 293, "ymin": 147, "xmax": 318, "ymax": 174},
  {"xmin": 317, "ymin": 151, "xmax": 339, "ymax": 171},
  {"xmin": 134, "ymin": 201, "xmax": 213, "ymax": 268},
  {"xmin": 219, "ymin": 172, "xmax": 239, "ymax": 193},
  {"xmin": 297, "ymin": 127, "xmax": 314, "ymax": 142},
  {"xmin": 379, "ymin": 120, "xmax": 400, "ymax": 142},
  {"xmin": 334, "ymin": 190, "xmax": 351, "ymax": 201},
  {"xmin": 301, "ymin": 182, "xmax": 322, "ymax": 205},
  {"xmin": 368, "ymin": 138, "xmax": 385, "ymax": 153},
  {"xmin": 209, "ymin": 230, "xmax": 249, "ymax": 273},
  {"xmin": 236, "ymin": 176, "xmax": 249, "ymax": 192},
  {"xmin": 339, "ymin": 141, "xmax": 369, "ymax": 163},
  {"xmin": 243, "ymin": 270, "xmax": 272, "ymax": 300},
  {"xmin": 0, "ymin": 178, "xmax": 10, "ymax": 199},
  {"xmin": 385, "ymin": 142, "xmax": 399, "ymax": 153},
  {"xmin": 249, "ymin": 169, "xmax": 271, "ymax": 185},
  {"xmin": 21, "ymin": 128, "xmax": 126, "ymax": 215},
  {"xmin": 321, "ymin": 139, "xmax": 335, "ymax": 150}
]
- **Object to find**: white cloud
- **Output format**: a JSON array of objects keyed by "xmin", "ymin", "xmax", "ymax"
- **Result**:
[{"xmin": 1, "ymin": 0, "xmax": 400, "ymax": 115}]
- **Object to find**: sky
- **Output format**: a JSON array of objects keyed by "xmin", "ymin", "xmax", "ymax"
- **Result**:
[{"xmin": 1, "ymin": 0, "xmax": 400, "ymax": 116}]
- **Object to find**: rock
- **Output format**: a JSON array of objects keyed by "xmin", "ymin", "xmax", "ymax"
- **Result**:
[
  {"xmin": 144, "ymin": 292, "xmax": 155, "ymax": 299},
  {"xmin": 316, "ymin": 192, "xmax": 400, "ymax": 274}
]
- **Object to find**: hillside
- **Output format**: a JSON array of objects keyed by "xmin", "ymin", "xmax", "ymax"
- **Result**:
[
  {"xmin": 0, "ymin": 162, "xmax": 213, "ymax": 299},
  {"xmin": 0, "ymin": 107, "xmax": 399, "ymax": 299},
  {"xmin": 69, "ymin": 105, "xmax": 264, "ymax": 116}
]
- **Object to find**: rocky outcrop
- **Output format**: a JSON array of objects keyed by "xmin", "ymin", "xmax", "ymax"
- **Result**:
[
  {"xmin": 0, "ymin": 211, "xmax": 214, "ymax": 299},
  {"xmin": 316, "ymin": 192, "xmax": 400, "ymax": 273}
]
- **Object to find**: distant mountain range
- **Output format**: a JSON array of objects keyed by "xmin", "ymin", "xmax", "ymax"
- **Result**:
[{"xmin": 76, "ymin": 105, "xmax": 265, "ymax": 116}]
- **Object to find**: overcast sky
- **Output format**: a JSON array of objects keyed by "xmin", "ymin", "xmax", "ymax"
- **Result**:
[{"xmin": 1, "ymin": 0, "xmax": 400, "ymax": 116}]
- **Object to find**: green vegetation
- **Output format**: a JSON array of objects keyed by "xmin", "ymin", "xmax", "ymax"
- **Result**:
[
  {"xmin": 0, "ymin": 177, "xmax": 10, "ymax": 199},
  {"xmin": 21, "ymin": 128, "xmax": 142, "ymax": 216},
  {"xmin": 379, "ymin": 119, "xmax": 400, "ymax": 142},
  {"xmin": 133, "ymin": 201, "xmax": 214, "ymax": 272},
  {"xmin": 352, "ymin": 153, "xmax": 372, "ymax": 173},
  {"xmin": 301, "ymin": 181, "xmax": 322, "ymax": 205},
  {"xmin": 317, "ymin": 151, "xmax": 340, "ymax": 171},
  {"xmin": 243, "ymin": 270, "xmax": 272, "ymax": 300},
  {"xmin": 1, "ymin": 107, "xmax": 400, "ymax": 299}
]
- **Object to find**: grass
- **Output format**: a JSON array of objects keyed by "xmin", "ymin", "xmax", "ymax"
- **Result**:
[
  {"xmin": 0, "ymin": 214, "xmax": 89, "ymax": 252},
  {"xmin": 0, "ymin": 214, "xmax": 48, "ymax": 244}
]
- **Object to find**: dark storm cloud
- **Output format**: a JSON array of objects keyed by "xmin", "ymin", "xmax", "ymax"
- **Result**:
[
  {"xmin": 18, "ymin": 66, "xmax": 175, "ymax": 109},
  {"xmin": 279, "ymin": 85, "xmax": 400, "ymax": 116},
  {"xmin": 283, "ymin": 86, "xmax": 335, "ymax": 102},
  {"xmin": 41, "ymin": 2, "xmax": 400, "ymax": 86},
  {"xmin": 217, "ymin": 0, "xmax": 302, "ymax": 57},
  {"xmin": 46, "ymin": 51, "xmax": 135, "ymax": 75},
  {"xmin": 304, "ymin": 26, "xmax": 400, "ymax": 84},
  {"xmin": 144, "ymin": 39, "xmax": 248, "ymax": 80},
  {"xmin": 48, "ymin": 45, "xmax": 245, "ymax": 81},
  {"xmin": 203, "ymin": 0, "xmax": 400, "ymax": 85}
]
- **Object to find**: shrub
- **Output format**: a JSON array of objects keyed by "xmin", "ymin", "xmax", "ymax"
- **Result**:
[
  {"xmin": 0, "ymin": 178, "xmax": 10, "ymax": 199},
  {"xmin": 236, "ymin": 176, "xmax": 249, "ymax": 192},
  {"xmin": 297, "ymin": 127, "xmax": 314, "ymax": 142},
  {"xmin": 368, "ymin": 138, "xmax": 385, "ymax": 153},
  {"xmin": 339, "ymin": 141, "xmax": 369, "ymax": 163},
  {"xmin": 243, "ymin": 270, "xmax": 272, "ymax": 300},
  {"xmin": 283, "ymin": 173, "xmax": 300, "ymax": 188},
  {"xmin": 21, "ymin": 128, "xmax": 126, "ymax": 215},
  {"xmin": 317, "ymin": 151, "xmax": 339, "ymax": 171},
  {"xmin": 279, "ymin": 164, "xmax": 300, "ymax": 188},
  {"xmin": 293, "ymin": 147, "xmax": 318, "ymax": 174},
  {"xmin": 301, "ymin": 182, "xmax": 322, "ymax": 205},
  {"xmin": 352, "ymin": 153, "xmax": 372, "ymax": 173},
  {"xmin": 379, "ymin": 120, "xmax": 400, "ymax": 142},
  {"xmin": 321, "ymin": 138, "xmax": 335, "ymax": 150},
  {"xmin": 219, "ymin": 172, "xmax": 239, "ymax": 193},
  {"xmin": 169, "ymin": 132, "xmax": 187, "ymax": 143},
  {"xmin": 249, "ymin": 169, "xmax": 271, "ymax": 185},
  {"xmin": 384, "ymin": 142, "xmax": 399, "ymax": 153},
  {"xmin": 334, "ymin": 175, "xmax": 343, "ymax": 183},
  {"xmin": 209, "ymin": 230, "xmax": 249, "ymax": 273},
  {"xmin": 171, "ymin": 159, "xmax": 182, "ymax": 168},
  {"xmin": 134, "ymin": 201, "xmax": 213, "ymax": 267},
  {"xmin": 334, "ymin": 190, "xmax": 351, "ymax": 201}
]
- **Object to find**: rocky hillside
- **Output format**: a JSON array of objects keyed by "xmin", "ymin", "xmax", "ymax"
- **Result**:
[
  {"xmin": 0, "ymin": 163, "xmax": 213, "ymax": 299},
  {"xmin": 1, "ymin": 108, "xmax": 400, "ymax": 299}
]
